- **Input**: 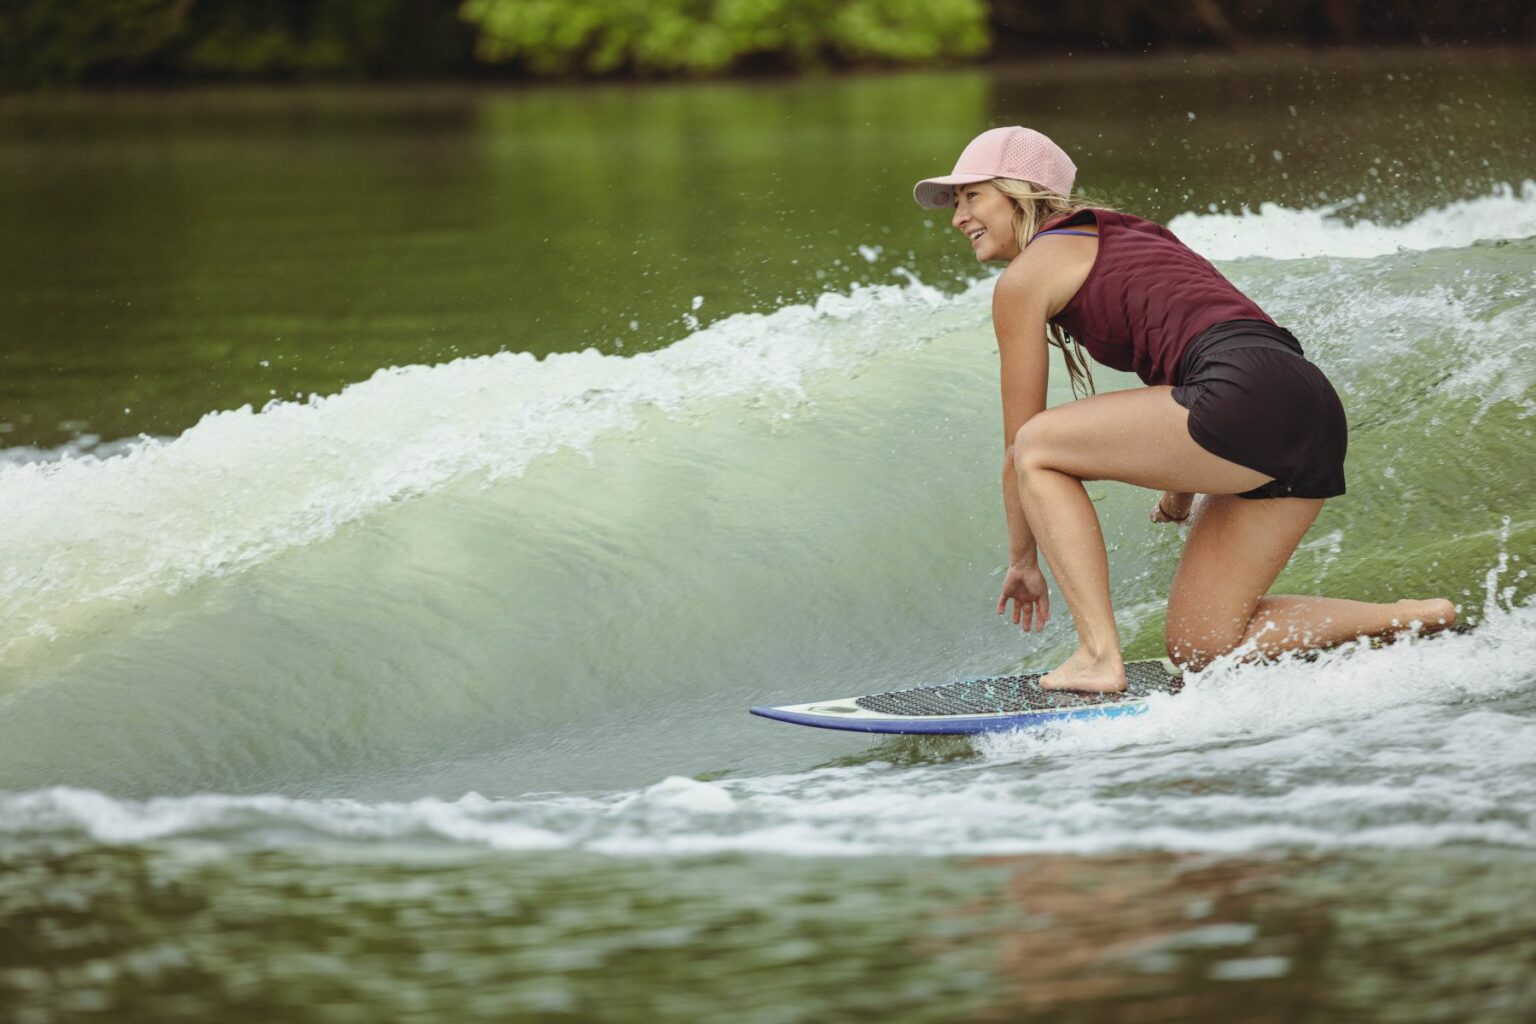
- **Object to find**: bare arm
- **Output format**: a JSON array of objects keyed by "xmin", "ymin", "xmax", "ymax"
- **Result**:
[
  {"xmin": 1002, "ymin": 460, "xmax": 1034, "ymax": 563},
  {"xmin": 990, "ymin": 260, "xmax": 1058, "ymax": 630},
  {"xmin": 993, "ymin": 263, "xmax": 1053, "ymax": 567}
]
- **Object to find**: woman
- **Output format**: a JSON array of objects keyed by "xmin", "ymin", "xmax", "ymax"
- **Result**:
[{"xmin": 914, "ymin": 126, "xmax": 1454, "ymax": 693}]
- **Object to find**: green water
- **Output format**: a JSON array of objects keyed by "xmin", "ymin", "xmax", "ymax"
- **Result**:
[
  {"xmin": 3, "ymin": 47, "xmax": 1535, "ymax": 1024},
  {"xmin": 2, "ymin": 47, "xmax": 1531, "ymax": 450},
  {"xmin": 5, "ymin": 846, "xmax": 1534, "ymax": 1022}
]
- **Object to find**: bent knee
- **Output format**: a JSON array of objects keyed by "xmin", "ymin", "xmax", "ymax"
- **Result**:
[
  {"xmin": 1166, "ymin": 642, "xmax": 1217, "ymax": 673},
  {"xmin": 1164, "ymin": 621, "xmax": 1243, "ymax": 672},
  {"xmin": 1011, "ymin": 414, "xmax": 1068, "ymax": 476}
]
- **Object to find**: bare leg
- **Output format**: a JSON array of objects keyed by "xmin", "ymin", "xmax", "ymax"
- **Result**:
[
  {"xmin": 1167, "ymin": 494, "xmax": 1457, "ymax": 670},
  {"xmin": 1012, "ymin": 387, "xmax": 1454, "ymax": 689},
  {"xmin": 1014, "ymin": 387, "xmax": 1274, "ymax": 692},
  {"xmin": 1240, "ymin": 596, "xmax": 1456, "ymax": 656},
  {"xmin": 1017, "ymin": 466, "xmax": 1124, "ymax": 691}
]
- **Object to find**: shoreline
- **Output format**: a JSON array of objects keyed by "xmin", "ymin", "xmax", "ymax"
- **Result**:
[{"xmin": 4, "ymin": 40, "xmax": 1533, "ymax": 106}]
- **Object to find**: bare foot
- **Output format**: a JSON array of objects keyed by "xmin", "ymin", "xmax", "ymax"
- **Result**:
[{"xmin": 1041, "ymin": 647, "xmax": 1127, "ymax": 693}]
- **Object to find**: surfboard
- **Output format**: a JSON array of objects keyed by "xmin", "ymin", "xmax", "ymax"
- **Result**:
[{"xmin": 750, "ymin": 659, "xmax": 1182, "ymax": 736}]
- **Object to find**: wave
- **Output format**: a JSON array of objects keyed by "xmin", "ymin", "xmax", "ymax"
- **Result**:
[
  {"xmin": 4, "ymin": 601, "xmax": 1532, "ymax": 858},
  {"xmin": 0, "ymin": 187, "xmax": 1531, "ymax": 806},
  {"xmin": 6, "ymin": 186, "xmax": 1535, "ymax": 662},
  {"xmin": 0, "ymin": 276, "xmax": 966, "ymax": 660},
  {"xmin": 5, "ymin": 184, "xmax": 1532, "ymax": 655},
  {"xmin": 1169, "ymin": 179, "xmax": 1536, "ymax": 260}
]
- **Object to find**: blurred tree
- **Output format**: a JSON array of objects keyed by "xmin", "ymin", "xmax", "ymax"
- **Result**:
[
  {"xmin": 459, "ymin": 0, "xmax": 991, "ymax": 76},
  {"xmin": 986, "ymin": 0, "xmax": 1533, "ymax": 51},
  {"xmin": 173, "ymin": 0, "xmax": 474, "ymax": 78},
  {"xmin": 0, "ymin": 0, "xmax": 1529, "ymax": 89},
  {"xmin": 0, "ymin": 0, "xmax": 475, "ymax": 87},
  {"xmin": 0, "ymin": 0, "xmax": 193, "ymax": 88}
]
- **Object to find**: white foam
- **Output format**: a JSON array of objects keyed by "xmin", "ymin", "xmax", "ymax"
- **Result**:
[
  {"xmin": 1169, "ymin": 180, "xmax": 1536, "ymax": 260},
  {"xmin": 616, "ymin": 776, "xmax": 737, "ymax": 815},
  {"xmin": 0, "ymin": 276, "xmax": 965, "ymax": 661},
  {"xmin": 979, "ymin": 596, "xmax": 1536, "ymax": 762},
  {"xmin": 3, "ymin": 601, "xmax": 1532, "ymax": 859},
  {"xmin": 3, "ymin": 768, "xmax": 1529, "ymax": 858},
  {"xmin": 6, "ymin": 185, "xmax": 1532, "ymax": 663}
]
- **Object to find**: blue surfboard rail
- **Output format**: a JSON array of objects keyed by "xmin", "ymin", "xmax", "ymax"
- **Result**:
[{"xmin": 748, "ymin": 700, "xmax": 1150, "ymax": 736}]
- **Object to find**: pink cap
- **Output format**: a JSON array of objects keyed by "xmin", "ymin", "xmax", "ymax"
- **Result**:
[{"xmin": 913, "ymin": 126, "xmax": 1077, "ymax": 208}]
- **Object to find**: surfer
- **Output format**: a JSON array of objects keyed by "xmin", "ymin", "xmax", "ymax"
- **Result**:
[{"xmin": 914, "ymin": 126, "xmax": 1456, "ymax": 692}]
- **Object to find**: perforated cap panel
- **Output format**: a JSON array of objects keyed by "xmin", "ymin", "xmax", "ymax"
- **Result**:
[
  {"xmin": 998, "ymin": 130, "xmax": 1076, "ymax": 193},
  {"xmin": 913, "ymin": 126, "xmax": 1077, "ymax": 208},
  {"xmin": 854, "ymin": 660, "xmax": 1180, "ymax": 717}
]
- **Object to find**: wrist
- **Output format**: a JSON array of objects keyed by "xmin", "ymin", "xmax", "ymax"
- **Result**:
[{"xmin": 1157, "ymin": 497, "xmax": 1191, "ymax": 522}]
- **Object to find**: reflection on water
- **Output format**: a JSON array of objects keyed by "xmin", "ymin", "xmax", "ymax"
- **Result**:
[
  {"xmin": 3, "ymin": 844, "xmax": 1531, "ymax": 1022},
  {"xmin": 982, "ymin": 849, "xmax": 1536, "ymax": 1022},
  {"xmin": 975, "ymin": 855, "xmax": 1319, "ymax": 1020}
]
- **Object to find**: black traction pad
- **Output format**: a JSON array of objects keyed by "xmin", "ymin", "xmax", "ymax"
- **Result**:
[{"xmin": 854, "ymin": 659, "xmax": 1182, "ymax": 717}]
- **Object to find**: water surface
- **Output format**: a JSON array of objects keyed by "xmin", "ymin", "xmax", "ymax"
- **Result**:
[{"xmin": 2, "ymin": 47, "xmax": 1535, "ymax": 1022}]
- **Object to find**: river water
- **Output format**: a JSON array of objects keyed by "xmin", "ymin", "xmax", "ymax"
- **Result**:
[{"xmin": 2, "ymin": 49, "xmax": 1534, "ymax": 1022}]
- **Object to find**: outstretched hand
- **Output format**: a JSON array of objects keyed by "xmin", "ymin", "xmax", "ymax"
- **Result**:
[{"xmin": 997, "ymin": 562, "xmax": 1050, "ymax": 633}]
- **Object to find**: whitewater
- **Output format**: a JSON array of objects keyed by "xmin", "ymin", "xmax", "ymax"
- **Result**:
[{"xmin": 2, "ymin": 184, "xmax": 1534, "ymax": 864}]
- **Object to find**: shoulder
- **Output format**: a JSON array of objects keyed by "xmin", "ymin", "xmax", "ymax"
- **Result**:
[
  {"xmin": 992, "ymin": 247, "xmax": 1054, "ymax": 313},
  {"xmin": 989, "ymin": 250, "xmax": 1062, "ymax": 345},
  {"xmin": 994, "ymin": 227, "xmax": 1094, "ymax": 319}
]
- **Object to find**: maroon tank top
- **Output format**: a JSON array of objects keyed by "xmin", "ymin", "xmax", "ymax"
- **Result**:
[{"xmin": 1044, "ymin": 209, "xmax": 1274, "ymax": 386}]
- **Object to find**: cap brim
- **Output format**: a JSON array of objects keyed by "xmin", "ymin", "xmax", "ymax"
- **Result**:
[{"xmin": 912, "ymin": 173, "xmax": 993, "ymax": 209}]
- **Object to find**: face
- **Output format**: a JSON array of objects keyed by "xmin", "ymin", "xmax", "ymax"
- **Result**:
[{"xmin": 951, "ymin": 181, "xmax": 1019, "ymax": 263}]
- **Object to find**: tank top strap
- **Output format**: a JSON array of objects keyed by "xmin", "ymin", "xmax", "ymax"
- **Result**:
[{"xmin": 1034, "ymin": 208, "xmax": 1099, "ymax": 240}]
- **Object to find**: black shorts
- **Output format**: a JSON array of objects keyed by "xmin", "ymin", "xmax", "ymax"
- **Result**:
[{"xmin": 1170, "ymin": 320, "xmax": 1348, "ymax": 500}]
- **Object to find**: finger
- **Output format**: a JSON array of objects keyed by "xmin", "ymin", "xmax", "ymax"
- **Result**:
[
  {"xmin": 996, "ymin": 593, "xmax": 1006, "ymax": 615},
  {"xmin": 1020, "ymin": 603, "xmax": 1033, "ymax": 632},
  {"xmin": 1039, "ymin": 591, "xmax": 1050, "ymax": 628}
]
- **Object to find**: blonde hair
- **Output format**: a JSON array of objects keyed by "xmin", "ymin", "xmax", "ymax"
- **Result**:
[{"xmin": 990, "ymin": 178, "xmax": 1108, "ymax": 399}]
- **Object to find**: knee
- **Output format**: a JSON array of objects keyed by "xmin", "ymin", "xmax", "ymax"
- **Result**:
[
  {"xmin": 1164, "ymin": 620, "xmax": 1241, "ymax": 672},
  {"xmin": 1010, "ymin": 416, "xmax": 1056, "ymax": 477},
  {"xmin": 1165, "ymin": 639, "xmax": 1214, "ymax": 673}
]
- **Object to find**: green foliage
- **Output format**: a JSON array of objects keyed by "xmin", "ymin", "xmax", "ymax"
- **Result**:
[
  {"xmin": 172, "ymin": 0, "xmax": 473, "ymax": 78},
  {"xmin": 0, "ymin": 0, "xmax": 474, "ymax": 89},
  {"xmin": 3, "ymin": 0, "xmax": 1529, "ymax": 89},
  {"xmin": 0, "ymin": 0, "xmax": 190, "ymax": 89},
  {"xmin": 459, "ymin": 0, "xmax": 991, "ymax": 76}
]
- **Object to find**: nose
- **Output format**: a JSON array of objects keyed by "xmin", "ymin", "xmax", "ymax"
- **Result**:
[{"xmin": 951, "ymin": 205, "xmax": 966, "ymax": 229}]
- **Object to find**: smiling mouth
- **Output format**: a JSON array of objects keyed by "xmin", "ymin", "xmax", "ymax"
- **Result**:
[{"xmin": 967, "ymin": 228, "xmax": 986, "ymax": 243}]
